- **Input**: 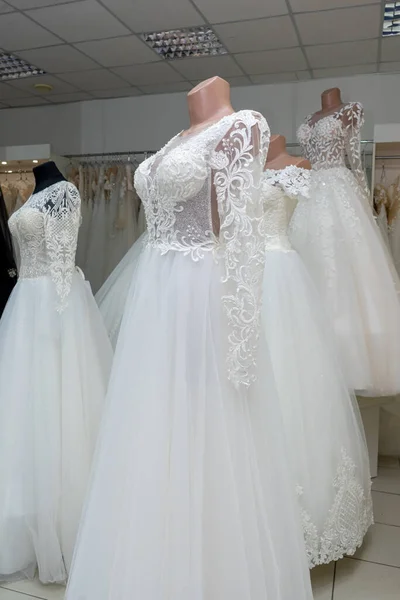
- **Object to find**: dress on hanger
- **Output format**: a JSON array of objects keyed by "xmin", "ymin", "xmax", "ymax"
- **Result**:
[
  {"xmin": 66, "ymin": 110, "xmax": 313, "ymax": 600},
  {"xmin": 0, "ymin": 187, "xmax": 17, "ymax": 318},
  {"xmin": 262, "ymin": 165, "xmax": 372, "ymax": 567},
  {"xmin": 0, "ymin": 181, "xmax": 113, "ymax": 584},
  {"xmin": 373, "ymin": 180, "xmax": 391, "ymax": 249},
  {"xmin": 387, "ymin": 174, "xmax": 400, "ymax": 276},
  {"xmin": 290, "ymin": 101, "xmax": 400, "ymax": 396}
]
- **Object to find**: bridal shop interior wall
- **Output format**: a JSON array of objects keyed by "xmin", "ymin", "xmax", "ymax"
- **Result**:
[{"xmin": 0, "ymin": 72, "xmax": 400, "ymax": 155}]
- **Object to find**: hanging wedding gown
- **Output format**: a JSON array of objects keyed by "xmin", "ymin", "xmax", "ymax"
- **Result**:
[
  {"xmin": 66, "ymin": 110, "xmax": 313, "ymax": 600},
  {"xmin": 290, "ymin": 102, "xmax": 400, "ymax": 396},
  {"xmin": 262, "ymin": 165, "xmax": 372, "ymax": 567},
  {"xmin": 0, "ymin": 181, "xmax": 113, "ymax": 584}
]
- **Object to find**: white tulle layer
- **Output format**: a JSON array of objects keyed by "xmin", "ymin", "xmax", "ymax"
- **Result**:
[
  {"xmin": 290, "ymin": 166, "xmax": 400, "ymax": 396},
  {"xmin": 68, "ymin": 243, "xmax": 313, "ymax": 600},
  {"xmin": 0, "ymin": 273, "xmax": 112, "ymax": 584},
  {"xmin": 262, "ymin": 248, "xmax": 373, "ymax": 566}
]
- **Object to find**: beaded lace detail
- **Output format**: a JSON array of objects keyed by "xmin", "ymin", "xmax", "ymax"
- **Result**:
[
  {"xmin": 8, "ymin": 181, "xmax": 81, "ymax": 312},
  {"xmin": 262, "ymin": 166, "xmax": 310, "ymax": 252},
  {"xmin": 297, "ymin": 448, "xmax": 373, "ymax": 568},
  {"xmin": 134, "ymin": 110, "xmax": 270, "ymax": 388},
  {"xmin": 297, "ymin": 102, "xmax": 369, "ymax": 197}
]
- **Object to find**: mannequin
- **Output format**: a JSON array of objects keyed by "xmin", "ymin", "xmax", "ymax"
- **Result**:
[
  {"xmin": 310, "ymin": 87, "xmax": 345, "ymax": 125},
  {"xmin": 33, "ymin": 161, "xmax": 66, "ymax": 194},
  {"xmin": 183, "ymin": 76, "xmax": 234, "ymax": 137},
  {"xmin": 265, "ymin": 134, "xmax": 311, "ymax": 170}
]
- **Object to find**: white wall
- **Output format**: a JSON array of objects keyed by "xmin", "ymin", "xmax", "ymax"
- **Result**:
[{"xmin": 2, "ymin": 72, "xmax": 400, "ymax": 155}]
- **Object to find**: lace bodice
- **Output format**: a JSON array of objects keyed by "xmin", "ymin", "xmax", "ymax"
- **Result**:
[
  {"xmin": 135, "ymin": 110, "xmax": 270, "ymax": 388},
  {"xmin": 8, "ymin": 181, "xmax": 81, "ymax": 312},
  {"xmin": 262, "ymin": 166, "xmax": 310, "ymax": 252},
  {"xmin": 297, "ymin": 102, "xmax": 369, "ymax": 197}
]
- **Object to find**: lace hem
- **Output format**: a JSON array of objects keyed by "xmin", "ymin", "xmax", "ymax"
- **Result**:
[{"xmin": 297, "ymin": 448, "xmax": 373, "ymax": 568}]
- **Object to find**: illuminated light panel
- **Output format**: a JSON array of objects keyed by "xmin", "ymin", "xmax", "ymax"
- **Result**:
[
  {"xmin": 142, "ymin": 26, "xmax": 228, "ymax": 60},
  {"xmin": 383, "ymin": 2, "xmax": 400, "ymax": 36},
  {"xmin": 0, "ymin": 50, "xmax": 45, "ymax": 81}
]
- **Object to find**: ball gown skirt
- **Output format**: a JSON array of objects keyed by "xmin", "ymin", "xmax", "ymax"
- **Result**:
[
  {"xmin": 67, "ymin": 242, "xmax": 313, "ymax": 600},
  {"xmin": 290, "ymin": 166, "xmax": 400, "ymax": 396},
  {"xmin": 262, "ymin": 246, "xmax": 373, "ymax": 566},
  {"xmin": 0, "ymin": 271, "xmax": 113, "ymax": 584}
]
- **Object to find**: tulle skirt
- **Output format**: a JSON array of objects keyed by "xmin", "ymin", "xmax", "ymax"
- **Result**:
[
  {"xmin": 262, "ymin": 247, "xmax": 373, "ymax": 566},
  {"xmin": 0, "ymin": 272, "xmax": 113, "ymax": 584},
  {"xmin": 68, "ymin": 243, "xmax": 313, "ymax": 600},
  {"xmin": 290, "ymin": 166, "xmax": 400, "ymax": 396}
]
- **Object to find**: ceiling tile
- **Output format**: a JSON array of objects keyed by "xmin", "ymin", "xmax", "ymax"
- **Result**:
[
  {"xmin": 214, "ymin": 16, "xmax": 298, "ymax": 54},
  {"xmin": 192, "ymin": 76, "xmax": 251, "ymax": 87},
  {"xmin": 7, "ymin": 97, "xmax": 51, "ymax": 107},
  {"xmin": 306, "ymin": 39, "xmax": 378, "ymax": 69},
  {"xmin": 27, "ymin": 0, "xmax": 130, "ymax": 43},
  {"xmin": 0, "ymin": 1, "xmax": 14, "ymax": 13},
  {"xmin": 48, "ymin": 91, "xmax": 93, "ymax": 103},
  {"xmin": 171, "ymin": 55, "xmax": 243, "ymax": 79},
  {"xmin": 141, "ymin": 82, "xmax": 192, "ymax": 94},
  {"xmin": 235, "ymin": 47, "xmax": 307, "ymax": 74},
  {"xmin": 193, "ymin": 0, "xmax": 288, "ymax": 23},
  {"xmin": 381, "ymin": 37, "xmax": 400, "ymax": 63},
  {"xmin": 58, "ymin": 68, "xmax": 128, "ymax": 90},
  {"xmin": 8, "ymin": 74, "xmax": 78, "ymax": 94},
  {"xmin": 8, "ymin": 0, "xmax": 83, "ymax": 7},
  {"xmin": 0, "ymin": 82, "xmax": 32, "ymax": 100},
  {"xmin": 17, "ymin": 45, "xmax": 98, "ymax": 74},
  {"xmin": 100, "ymin": 0, "xmax": 204, "ymax": 33},
  {"xmin": 74, "ymin": 35, "xmax": 159, "ymax": 68},
  {"xmin": 250, "ymin": 72, "xmax": 297, "ymax": 84},
  {"xmin": 0, "ymin": 12, "xmax": 61, "ymax": 51},
  {"xmin": 313, "ymin": 64, "xmax": 377, "ymax": 78},
  {"xmin": 91, "ymin": 87, "xmax": 142, "ymax": 98},
  {"xmin": 289, "ymin": 0, "xmax": 379, "ymax": 11},
  {"xmin": 296, "ymin": 70, "xmax": 311, "ymax": 80},
  {"xmin": 380, "ymin": 62, "xmax": 400, "ymax": 73},
  {"xmin": 112, "ymin": 62, "xmax": 184, "ymax": 86},
  {"xmin": 295, "ymin": 5, "xmax": 381, "ymax": 45}
]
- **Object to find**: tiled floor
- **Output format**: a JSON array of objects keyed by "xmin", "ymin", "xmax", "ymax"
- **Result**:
[{"xmin": 0, "ymin": 462, "xmax": 399, "ymax": 600}]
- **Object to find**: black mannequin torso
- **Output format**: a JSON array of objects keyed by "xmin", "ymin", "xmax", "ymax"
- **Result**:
[{"xmin": 33, "ymin": 161, "xmax": 66, "ymax": 195}]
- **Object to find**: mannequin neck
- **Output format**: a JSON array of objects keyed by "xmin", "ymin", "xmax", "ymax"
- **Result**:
[
  {"xmin": 33, "ymin": 161, "xmax": 66, "ymax": 194},
  {"xmin": 321, "ymin": 87, "xmax": 343, "ymax": 112},
  {"xmin": 265, "ymin": 134, "xmax": 311, "ymax": 170},
  {"xmin": 186, "ymin": 76, "xmax": 234, "ymax": 134}
]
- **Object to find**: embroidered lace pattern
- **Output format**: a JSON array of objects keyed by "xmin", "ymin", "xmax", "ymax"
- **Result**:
[
  {"xmin": 297, "ymin": 101, "xmax": 370, "ymax": 198},
  {"xmin": 262, "ymin": 166, "xmax": 310, "ymax": 252},
  {"xmin": 296, "ymin": 448, "xmax": 373, "ymax": 567},
  {"xmin": 134, "ymin": 110, "xmax": 270, "ymax": 388},
  {"xmin": 8, "ymin": 181, "xmax": 81, "ymax": 312}
]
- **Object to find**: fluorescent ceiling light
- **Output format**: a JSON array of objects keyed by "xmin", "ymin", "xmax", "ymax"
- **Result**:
[
  {"xmin": 142, "ymin": 26, "xmax": 228, "ymax": 60},
  {"xmin": 383, "ymin": 2, "xmax": 400, "ymax": 36},
  {"xmin": 0, "ymin": 50, "xmax": 45, "ymax": 81}
]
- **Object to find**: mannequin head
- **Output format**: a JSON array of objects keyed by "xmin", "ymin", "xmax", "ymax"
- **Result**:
[
  {"xmin": 186, "ymin": 76, "xmax": 233, "ymax": 128},
  {"xmin": 33, "ymin": 161, "xmax": 66, "ymax": 194},
  {"xmin": 321, "ymin": 87, "xmax": 343, "ymax": 110}
]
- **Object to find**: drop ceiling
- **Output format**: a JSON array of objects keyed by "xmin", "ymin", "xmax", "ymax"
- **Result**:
[{"xmin": 0, "ymin": 0, "xmax": 395, "ymax": 108}]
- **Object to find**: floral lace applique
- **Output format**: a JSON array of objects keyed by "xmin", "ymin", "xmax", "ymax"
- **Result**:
[{"xmin": 264, "ymin": 165, "xmax": 310, "ymax": 200}]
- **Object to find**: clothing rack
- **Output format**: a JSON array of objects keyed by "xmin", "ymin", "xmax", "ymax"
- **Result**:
[
  {"xmin": 65, "ymin": 151, "xmax": 155, "ymax": 160},
  {"xmin": 375, "ymin": 155, "xmax": 400, "ymax": 160}
]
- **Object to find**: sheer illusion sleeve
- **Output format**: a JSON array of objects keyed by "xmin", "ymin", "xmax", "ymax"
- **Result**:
[
  {"xmin": 343, "ymin": 102, "xmax": 370, "ymax": 200},
  {"xmin": 44, "ymin": 182, "xmax": 81, "ymax": 312},
  {"xmin": 210, "ymin": 111, "xmax": 270, "ymax": 389}
]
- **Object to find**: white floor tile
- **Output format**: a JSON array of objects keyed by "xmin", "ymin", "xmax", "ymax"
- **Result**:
[
  {"xmin": 372, "ymin": 468, "xmax": 400, "ymax": 495},
  {"xmin": 334, "ymin": 558, "xmax": 400, "ymax": 599},
  {"xmin": 0, "ymin": 579, "xmax": 65, "ymax": 600},
  {"xmin": 0, "ymin": 590, "xmax": 36, "ymax": 600},
  {"xmin": 311, "ymin": 562, "xmax": 334, "ymax": 600},
  {"xmin": 373, "ymin": 491, "xmax": 400, "ymax": 527},
  {"xmin": 354, "ymin": 523, "xmax": 400, "ymax": 567}
]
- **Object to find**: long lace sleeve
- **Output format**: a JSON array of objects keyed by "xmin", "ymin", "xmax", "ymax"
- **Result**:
[
  {"xmin": 264, "ymin": 165, "xmax": 310, "ymax": 200},
  {"xmin": 343, "ymin": 102, "xmax": 370, "ymax": 200},
  {"xmin": 44, "ymin": 182, "xmax": 81, "ymax": 312},
  {"xmin": 211, "ymin": 111, "xmax": 270, "ymax": 389}
]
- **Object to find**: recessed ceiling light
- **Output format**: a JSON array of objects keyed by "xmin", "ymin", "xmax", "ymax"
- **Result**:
[
  {"xmin": 8, "ymin": 170, "xmax": 12, "ymax": 174},
  {"xmin": 142, "ymin": 26, "xmax": 228, "ymax": 60},
  {"xmin": 383, "ymin": 2, "xmax": 400, "ymax": 36},
  {"xmin": 0, "ymin": 50, "xmax": 45, "ymax": 81},
  {"xmin": 32, "ymin": 159, "xmax": 38, "ymax": 163},
  {"xmin": 1, "ymin": 161, "xmax": 7, "ymax": 165},
  {"xmin": 33, "ymin": 83, "xmax": 53, "ymax": 93}
]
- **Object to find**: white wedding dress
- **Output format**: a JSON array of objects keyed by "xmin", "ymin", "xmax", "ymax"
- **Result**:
[
  {"xmin": 0, "ymin": 181, "xmax": 113, "ymax": 584},
  {"xmin": 67, "ymin": 111, "xmax": 313, "ymax": 600},
  {"xmin": 262, "ymin": 165, "xmax": 373, "ymax": 567},
  {"xmin": 290, "ymin": 102, "xmax": 400, "ymax": 396}
]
